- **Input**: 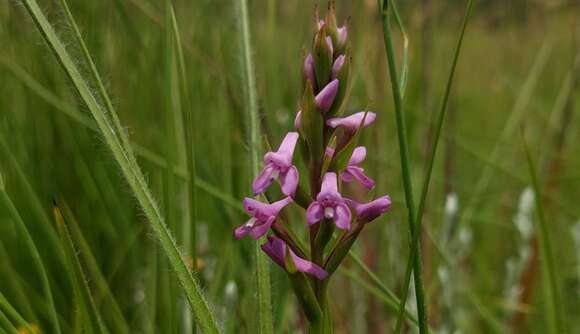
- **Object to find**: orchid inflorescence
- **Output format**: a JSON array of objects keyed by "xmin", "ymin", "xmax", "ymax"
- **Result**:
[{"xmin": 235, "ymin": 1, "xmax": 391, "ymax": 326}]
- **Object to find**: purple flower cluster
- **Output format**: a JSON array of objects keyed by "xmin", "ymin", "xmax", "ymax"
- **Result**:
[{"xmin": 235, "ymin": 2, "xmax": 391, "ymax": 283}]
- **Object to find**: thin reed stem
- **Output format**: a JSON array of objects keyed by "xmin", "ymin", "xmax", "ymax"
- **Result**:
[
  {"xmin": 236, "ymin": 0, "xmax": 274, "ymax": 332},
  {"xmin": 394, "ymin": 1, "xmax": 473, "ymax": 332},
  {"xmin": 379, "ymin": 1, "xmax": 428, "ymax": 333}
]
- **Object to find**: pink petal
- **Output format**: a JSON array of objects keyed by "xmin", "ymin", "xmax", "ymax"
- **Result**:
[
  {"xmin": 325, "ymin": 36, "xmax": 334, "ymax": 56},
  {"xmin": 325, "ymin": 147, "xmax": 335, "ymax": 158},
  {"xmin": 280, "ymin": 166, "xmax": 299, "ymax": 197},
  {"xmin": 306, "ymin": 202, "xmax": 324, "ymax": 226},
  {"xmin": 303, "ymin": 54, "xmax": 316, "ymax": 89},
  {"xmin": 334, "ymin": 203, "xmax": 352, "ymax": 230},
  {"xmin": 348, "ymin": 146, "xmax": 367, "ymax": 165},
  {"xmin": 265, "ymin": 132, "xmax": 299, "ymax": 167},
  {"xmin": 345, "ymin": 166, "xmax": 375, "ymax": 190},
  {"xmin": 331, "ymin": 55, "xmax": 345, "ymax": 79},
  {"xmin": 260, "ymin": 236, "xmax": 286, "ymax": 267},
  {"xmin": 249, "ymin": 216, "xmax": 275, "ymax": 240},
  {"xmin": 340, "ymin": 170, "xmax": 354, "ymax": 183},
  {"xmin": 346, "ymin": 195, "xmax": 392, "ymax": 224},
  {"xmin": 326, "ymin": 111, "xmax": 376, "ymax": 132},
  {"xmin": 290, "ymin": 251, "xmax": 328, "ymax": 280},
  {"xmin": 337, "ymin": 26, "xmax": 348, "ymax": 46},
  {"xmin": 267, "ymin": 196, "xmax": 293, "ymax": 216},
  {"xmin": 234, "ymin": 218, "xmax": 254, "ymax": 239},
  {"xmin": 243, "ymin": 197, "xmax": 272, "ymax": 216},
  {"xmin": 294, "ymin": 110, "xmax": 302, "ymax": 129},
  {"xmin": 315, "ymin": 79, "xmax": 339, "ymax": 113},
  {"xmin": 252, "ymin": 164, "xmax": 276, "ymax": 195},
  {"xmin": 319, "ymin": 172, "xmax": 339, "ymax": 195}
]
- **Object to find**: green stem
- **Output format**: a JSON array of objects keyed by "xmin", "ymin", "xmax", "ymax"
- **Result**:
[
  {"xmin": 393, "ymin": 1, "xmax": 473, "ymax": 332},
  {"xmin": 379, "ymin": 1, "xmax": 428, "ymax": 333},
  {"xmin": 237, "ymin": 0, "xmax": 273, "ymax": 332}
]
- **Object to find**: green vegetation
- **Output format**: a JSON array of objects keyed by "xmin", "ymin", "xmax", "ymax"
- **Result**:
[{"xmin": 0, "ymin": 0, "xmax": 578, "ymax": 333}]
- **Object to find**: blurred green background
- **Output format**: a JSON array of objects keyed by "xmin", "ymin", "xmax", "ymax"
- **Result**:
[{"xmin": 0, "ymin": 0, "xmax": 578, "ymax": 333}]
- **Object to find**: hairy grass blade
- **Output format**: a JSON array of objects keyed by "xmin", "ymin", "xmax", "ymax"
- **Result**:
[
  {"xmin": 53, "ymin": 203, "xmax": 109, "ymax": 334},
  {"xmin": 18, "ymin": 0, "xmax": 221, "ymax": 332}
]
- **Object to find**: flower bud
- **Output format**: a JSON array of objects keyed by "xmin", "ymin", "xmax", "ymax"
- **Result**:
[
  {"xmin": 313, "ymin": 25, "xmax": 334, "ymax": 90},
  {"xmin": 326, "ymin": 45, "xmax": 351, "ymax": 117},
  {"xmin": 303, "ymin": 54, "xmax": 317, "ymax": 91},
  {"xmin": 315, "ymin": 79, "xmax": 339, "ymax": 113}
]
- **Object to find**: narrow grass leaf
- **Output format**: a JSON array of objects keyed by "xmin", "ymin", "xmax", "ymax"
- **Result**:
[
  {"xmin": 522, "ymin": 132, "xmax": 565, "ymax": 334},
  {"xmin": 60, "ymin": 203, "xmax": 130, "ymax": 334},
  {"xmin": 380, "ymin": 1, "xmax": 428, "ymax": 332},
  {"xmin": 236, "ymin": 0, "xmax": 273, "ymax": 332},
  {"xmin": 53, "ymin": 203, "xmax": 109, "ymax": 334},
  {"xmin": 18, "ymin": 1, "xmax": 221, "ymax": 332},
  {"xmin": 0, "ymin": 174, "xmax": 61, "ymax": 334},
  {"xmin": 394, "ymin": 1, "xmax": 473, "ymax": 332}
]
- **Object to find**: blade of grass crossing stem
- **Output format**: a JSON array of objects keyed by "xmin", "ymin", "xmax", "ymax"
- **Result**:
[
  {"xmin": 236, "ymin": 0, "xmax": 273, "ymax": 332},
  {"xmin": 53, "ymin": 203, "xmax": 109, "ymax": 334},
  {"xmin": 0, "ymin": 174, "xmax": 61, "ymax": 334},
  {"xmin": 394, "ymin": 1, "xmax": 473, "ymax": 332},
  {"xmin": 380, "ymin": 2, "xmax": 428, "ymax": 333},
  {"xmin": 61, "ymin": 203, "xmax": 130, "ymax": 334},
  {"xmin": 522, "ymin": 133, "xmax": 565, "ymax": 334},
  {"xmin": 19, "ymin": 1, "xmax": 220, "ymax": 332}
]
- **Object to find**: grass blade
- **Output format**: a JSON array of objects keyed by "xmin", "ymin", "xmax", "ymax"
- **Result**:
[
  {"xmin": 60, "ymin": 203, "xmax": 130, "ymax": 334},
  {"xmin": 379, "ymin": 1, "xmax": 428, "ymax": 332},
  {"xmin": 236, "ymin": 0, "xmax": 273, "ymax": 332},
  {"xmin": 0, "ymin": 173, "xmax": 61, "ymax": 334},
  {"xmin": 394, "ymin": 1, "xmax": 473, "ymax": 331},
  {"xmin": 53, "ymin": 203, "xmax": 109, "ymax": 334},
  {"xmin": 522, "ymin": 131, "xmax": 565, "ymax": 334},
  {"xmin": 18, "ymin": 1, "xmax": 221, "ymax": 332}
]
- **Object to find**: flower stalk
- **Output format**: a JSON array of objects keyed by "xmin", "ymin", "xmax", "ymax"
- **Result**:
[{"xmin": 235, "ymin": 2, "xmax": 393, "ymax": 332}]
